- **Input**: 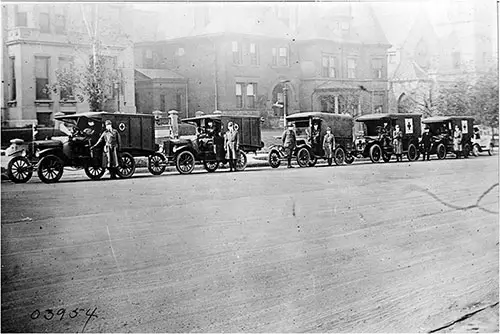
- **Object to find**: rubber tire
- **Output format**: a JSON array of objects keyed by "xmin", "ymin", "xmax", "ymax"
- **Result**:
[
  {"xmin": 308, "ymin": 155, "xmax": 318, "ymax": 167},
  {"xmin": 463, "ymin": 144, "xmax": 471, "ymax": 158},
  {"xmin": 203, "ymin": 160, "xmax": 219, "ymax": 173},
  {"xmin": 7, "ymin": 156, "xmax": 33, "ymax": 183},
  {"xmin": 334, "ymin": 147, "xmax": 345, "ymax": 165},
  {"xmin": 148, "ymin": 153, "xmax": 167, "ymax": 175},
  {"xmin": 369, "ymin": 144, "xmax": 382, "ymax": 163},
  {"xmin": 116, "ymin": 152, "xmax": 136, "ymax": 179},
  {"xmin": 407, "ymin": 143, "xmax": 418, "ymax": 162},
  {"xmin": 268, "ymin": 150, "xmax": 281, "ymax": 168},
  {"xmin": 345, "ymin": 155, "xmax": 355, "ymax": 165},
  {"xmin": 382, "ymin": 152, "xmax": 392, "ymax": 163},
  {"xmin": 84, "ymin": 166, "xmax": 106, "ymax": 180},
  {"xmin": 37, "ymin": 154, "xmax": 64, "ymax": 184},
  {"xmin": 437, "ymin": 143, "xmax": 447, "ymax": 160},
  {"xmin": 235, "ymin": 150, "xmax": 247, "ymax": 171},
  {"xmin": 296, "ymin": 147, "xmax": 310, "ymax": 168},
  {"xmin": 175, "ymin": 150, "xmax": 196, "ymax": 175}
]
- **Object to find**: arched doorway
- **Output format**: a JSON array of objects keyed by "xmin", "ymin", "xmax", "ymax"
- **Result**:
[{"xmin": 271, "ymin": 82, "xmax": 293, "ymax": 117}]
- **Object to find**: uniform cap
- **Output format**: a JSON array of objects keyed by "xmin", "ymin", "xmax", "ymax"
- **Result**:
[{"xmin": 105, "ymin": 120, "xmax": 112, "ymax": 125}]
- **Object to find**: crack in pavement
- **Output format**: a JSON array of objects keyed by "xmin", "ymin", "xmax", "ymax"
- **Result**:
[
  {"xmin": 415, "ymin": 183, "xmax": 499, "ymax": 215},
  {"xmin": 428, "ymin": 301, "xmax": 499, "ymax": 333}
]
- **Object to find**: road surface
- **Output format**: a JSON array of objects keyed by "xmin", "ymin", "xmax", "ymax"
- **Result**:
[{"xmin": 1, "ymin": 156, "xmax": 498, "ymax": 333}]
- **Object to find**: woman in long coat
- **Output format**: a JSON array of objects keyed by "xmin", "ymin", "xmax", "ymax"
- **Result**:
[
  {"xmin": 453, "ymin": 125, "xmax": 463, "ymax": 158},
  {"xmin": 323, "ymin": 126, "xmax": 336, "ymax": 166},
  {"xmin": 225, "ymin": 122, "xmax": 239, "ymax": 171},
  {"xmin": 393, "ymin": 124, "xmax": 403, "ymax": 162}
]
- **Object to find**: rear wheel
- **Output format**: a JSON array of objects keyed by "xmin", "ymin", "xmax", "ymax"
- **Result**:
[
  {"xmin": 382, "ymin": 152, "xmax": 392, "ymax": 163},
  {"xmin": 407, "ymin": 143, "xmax": 418, "ymax": 161},
  {"xmin": 345, "ymin": 154, "xmax": 355, "ymax": 165},
  {"xmin": 116, "ymin": 152, "xmax": 136, "ymax": 178},
  {"xmin": 268, "ymin": 150, "xmax": 281, "ymax": 168},
  {"xmin": 463, "ymin": 143, "xmax": 471, "ymax": 158},
  {"xmin": 8, "ymin": 156, "xmax": 33, "ymax": 183},
  {"xmin": 296, "ymin": 148, "xmax": 310, "ymax": 168},
  {"xmin": 84, "ymin": 166, "xmax": 106, "ymax": 180},
  {"xmin": 203, "ymin": 160, "xmax": 219, "ymax": 172},
  {"xmin": 37, "ymin": 155, "xmax": 64, "ymax": 183},
  {"xmin": 176, "ymin": 150, "xmax": 195, "ymax": 174},
  {"xmin": 334, "ymin": 147, "xmax": 345, "ymax": 165},
  {"xmin": 369, "ymin": 144, "xmax": 381, "ymax": 163},
  {"xmin": 235, "ymin": 150, "xmax": 247, "ymax": 171},
  {"xmin": 148, "ymin": 153, "xmax": 167, "ymax": 175},
  {"xmin": 437, "ymin": 143, "xmax": 447, "ymax": 160}
]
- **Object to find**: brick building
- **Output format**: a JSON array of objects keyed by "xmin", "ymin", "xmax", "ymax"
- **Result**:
[
  {"xmin": 134, "ymin": 3, "xmax": 391, "ymax": 126},
  {"xmin": 1, "ymin": 4, "xmax": 136, "ymax": 128}
]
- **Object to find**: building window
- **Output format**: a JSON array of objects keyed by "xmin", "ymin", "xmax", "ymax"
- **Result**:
[
  {"xmin": 347, "ymin": 58, "xmax": 357, "ymax": 79},
  {"xmin": 10, "ymin": 57, "xmax": 16, "ymax": 101},
  {"xmin": 144, "ymin": 49, "xmax": 153, "ymax": 68},
  {"xmin": 177, "ymin": 47, "xmax": 185, "ymax": 56},
  {"xmin": 103, "ymin": 56, "xmax": 117, "ymax": 99},
  {"xmin": 372, "ymin": 58, "xmax": 383, "ymax": 79},
  {"xmin": 160, "ymin": 94, "xmax": 166, "ymax": 112},
  {"xmin": 39, "ymin": 12, "xmax": 50, "ymax": 33},
  {"xmin": 322, "ymin": 55, "xmax": 337, "ymax": 78},
  {"xmin": 58, "ymin": 57, "xmax": 73, "ymax": 100},
  {"xmin": 176, "ymin": 93, "xmax": 182, "ymax": 111},
  {"xmin": 246, "ymin": 83, "xmax": 257, "ymax": 108},
  {"xmin": 341, "ymin": 21, "xmax": 350, "ymax": 32},
  {"xmin": 35, "ymin": 57, "xmax": 50, "ymax": 100},
  {"xmin": 55, "ymin": 14, "xmax": 66, "ymax": 34},
  {"xmin": 388, "ymin": 52, "xmax": 397, "ymax": 64},
  {"xmin": 232, "ymin": 41, "xmax": 242, "ymax": 65},
  {"xmin": 272, "ymin": 47, "xmax": 289, "ymax": 66},
  {"xmin": 452, "ymin": 52, "xmax": 461, "ymax": 69},
  {"xmin": 249, "ymin": 43, "xmax": 259, "ymax": 65},
  {"xmin": 15, "ymin": 5, "xmax": 28, "ymax": 27},
  {"xmin": 236, "ymin": 83, "xmax": 243, "ymax": 108}
]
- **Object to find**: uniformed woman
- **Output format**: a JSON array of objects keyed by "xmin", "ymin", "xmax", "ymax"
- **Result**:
[
  {"xmin": 453, "ymin": 124, "xmax": 463, "ymax": 158},
  {"xmin": 323, "ymin": 126, "xmax": 336, "ymax": 166},
  {"xmin": 91, "ymin": 120, "xmax": 122, "ymax": 179},
  {"xmin": 393, "ymin": 124, "xmax": 403, "ymax": 162}
]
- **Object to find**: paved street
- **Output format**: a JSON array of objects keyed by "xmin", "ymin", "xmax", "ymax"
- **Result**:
[{"xmin": 1, "ymin": 156, "xmax": 498, "ymax": 333}]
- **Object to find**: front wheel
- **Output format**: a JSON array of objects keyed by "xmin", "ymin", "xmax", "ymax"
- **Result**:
[
  {"xmin": 148, "ymin": 153, "xmax": 167, "ymax": 175},
  {"xmin": 369, "ymin": 144, "xmax": 382, "ymax": 163},
  {"xmin": 84, "ymin": 166, "xmax": 106, "ymax": 180},
  {"xmin": 407, "ymin": 143, "xmax": 418, "ymax": 161},
  {"xmin": 235, "ymin": 150, "xmax": 247, "ymax": 171},
  {"xmin": 117, "ymin": 152, "xmax": 136, "ymax": 178},
  {"xmin": 436, "ymin": 143, "xmax": 447, "ymax": 160},
  {"xmin": 176, "ymin": 150, "xmax": 196, "ymax": 174},
  {"xmin": 334, "ymin": 147, "xmax": 345, "ymax": 165},
  {"xmin": 203, "ymin": 160, "xmax": 219, "ymax": 173},
  {"xmin": 463, "ymin": 143, "xmax": 471, "ymax": 158},
  {"xmin": 472, "ymin": 144, "xmax": 480, "ymax": 157},
  {"xmin": 268, "ymin": 150, "xmax": 281, "ymax": 168},
  {"xmin": 8, "ymin": 156, "xmax": 33, "ymax": 183},
  {"xmin": 296, "ymin": 147, "xmax": 310, "ymax": 168},
  {"xmin": 382, "ymin": 152, "xmax": 392, "ymax": 163},
  {"xmin": 345, "ymin": 154, "xmax": 355, "ymax": 165},
  {"xmin": 37, "ymin": 154, "xmax": 64, "ymax": 183},
  {"xmin": 308, "ymin": 155, "xmax": 318, "ymax": 167}
]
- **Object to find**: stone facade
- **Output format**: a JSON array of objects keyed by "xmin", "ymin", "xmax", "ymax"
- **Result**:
[{"xmin": 2, "ymin": 4, "xmax": 136, "ymax": 128}]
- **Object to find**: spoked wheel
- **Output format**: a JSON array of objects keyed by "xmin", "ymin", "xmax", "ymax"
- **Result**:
[
  {"xmin": 176, "ymin": 150, "xmax": 195, "ymax": 174},
  {"xmin": 463, "ymin": 143, "xmax": 471, "ymax": 159},
  {"xmin": 407, "ymin": 143, "xmax": 418, "ymax": 161},
  {"xmin": 308, "ymin": 155, "xmax": 318, "ymax": 167},
  {"xmin": 37, "ymin": 155, "xmax": 64, "ymax": 184},
  {"xmin": 334, "ymin": 147, "xmax": 345, "ymax": 165},
  {"xmin": 268, "ymin": 150, "xmax": 281, "ymax": 168},
  {"xmin": 148, "ymin": 153, "xmax": 167, "ymax": 175},
  {"xmin": 369, "ymin": 144, "xmax": 382, "ymax": 163},
  {"xmin": 7, "ymin": 156, "xmax": 33, "ymax": 183},
  {"xmin": 382, "ymin": 152, "xmax": 392, "ymax": 163},
  {"xmin": 436, "ymin": 143, "xmax": 447, "ymax": 160},
  {"xmin": 345, "ymin": 154, "xmax": 355, "ymax": 165},
  {"xmin": 296, "ymin": 147, "xmax": 310, "ymax": 168},
  {"xmin": 84, "ymin": 166, "xmax": 106, "ymax": 180},
  {"xmin": 116, "ymin": 152, "xmax": 136, "ymax": 179},
  {"xmin": 203, "ymin": 160, "xmax": 219, "ymax": 173},
  {"xmin": 235, "ymin": 150, "xmax": 247, "ymax": 171}
]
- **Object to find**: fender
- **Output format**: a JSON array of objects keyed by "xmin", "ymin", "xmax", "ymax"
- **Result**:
[
  {"xmin": 37, "ymin": 148, "xmax": 64, "ymax": 160},
  {"xmin": 172, "ymin": 144, "xmax": 192, "ymax": 154}
]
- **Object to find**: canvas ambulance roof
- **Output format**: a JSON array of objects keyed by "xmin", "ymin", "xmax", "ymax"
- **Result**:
[
  {"xmin": 356, "ymin": 113, "xmax": 422, "ymax": 122},
  {"xmin": 422, "ymin": 116, "xmax": 475, "ymax": 124}
]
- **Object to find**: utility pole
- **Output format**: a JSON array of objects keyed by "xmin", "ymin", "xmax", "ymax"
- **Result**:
[{"xmin": 2, "ymin": 4, "xmax": 9, "ymax": 126}]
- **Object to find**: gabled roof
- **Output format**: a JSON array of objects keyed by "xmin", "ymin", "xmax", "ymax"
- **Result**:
[
  {"xmin": 135, "ymin": 68, "xmax": 185, "ymax": 81},
  {"xmin": 391, "ymin": 59, "xmax": 431, "ymax": 81}
]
